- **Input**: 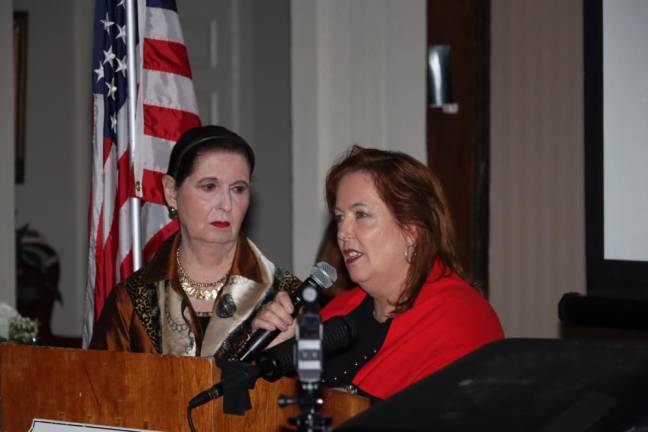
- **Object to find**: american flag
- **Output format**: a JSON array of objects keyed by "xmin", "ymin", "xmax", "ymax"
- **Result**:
[{"xmin": 84, "ymin": 0, "xmax": 200, "ymax": 345}]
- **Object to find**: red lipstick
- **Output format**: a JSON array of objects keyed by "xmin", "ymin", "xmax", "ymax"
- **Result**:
[{"xmin": 211, "ymin": 221, "xmax": 230, "ymax": 228}]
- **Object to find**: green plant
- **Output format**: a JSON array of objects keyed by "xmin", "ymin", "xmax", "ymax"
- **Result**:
[
  {"xmin": 9, "ymin": 315, "xmax": 39, "ymax": 344},
  {"xmin": 15, "ymin": 224, "xmax": 63, "ymax": 313}
]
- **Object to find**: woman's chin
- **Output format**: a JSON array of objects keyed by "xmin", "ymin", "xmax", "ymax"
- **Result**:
[
  {"xmin": 347, "ymin": 270, "xmax": 368, "ymax": 288},
  {"xmin": 211, "ymin": 234, "xmax": 237, "ymax": 245},
  {"xmin": 190, "ymin": 232, "xmax": 238, "ymax": 246}
]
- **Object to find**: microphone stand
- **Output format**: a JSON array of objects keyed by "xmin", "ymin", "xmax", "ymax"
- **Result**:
[
  {"xmin": 277, "ymin": 285, "xmax": 332, "ymax": 432},
  {"xmin": 186, "ymin": 261, "xmax": 338, "ymax": 431}
]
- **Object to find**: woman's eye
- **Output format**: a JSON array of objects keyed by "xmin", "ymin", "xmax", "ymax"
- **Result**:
[
  {"xmin": 334, "ymin": 214, "xmax": 343, "ymax": 224},
  {"xmin": 201, "ymin": 183, "xmax": 216, "ymax": 191},
  {"xmin": 232, "ymin": 185, "xmax": 249, "ymax": 194},
  {"xmin": 355, "ymin": 210, "xmax": 368, "ymax": 219}
]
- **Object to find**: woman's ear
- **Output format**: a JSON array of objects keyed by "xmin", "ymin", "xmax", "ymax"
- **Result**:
[
  {"xmin": 162, "ymin": 175, "xmax": 178, "ymax": 208},
  {"xmin": 403, "ymin": 224, "xmax": 419, "ymax": 248}
]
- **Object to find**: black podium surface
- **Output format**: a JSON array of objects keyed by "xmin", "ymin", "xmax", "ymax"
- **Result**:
[{"xmin": 336, "ymin": 338, "xmax": 648, "ymax": 431}]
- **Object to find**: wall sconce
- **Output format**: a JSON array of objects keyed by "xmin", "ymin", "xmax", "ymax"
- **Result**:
[{"xmin": 427, "ymin": 45, "xmax": 458, "ymax": 114}]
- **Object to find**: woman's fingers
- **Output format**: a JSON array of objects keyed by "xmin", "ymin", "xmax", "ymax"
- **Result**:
[
  {"xmin": 251, "ymin": 315, "xmax": 277, "ymax": 331},
  {"xmin": 250, "ymin": 291, "xmax": 299, "ymax": 349},
  {"xmin": 251, "ymin": 292, "xmax": 295, "ymax": 332},
  {"xmin": 273, "ymin": 291, "xmax": 295, "ymax": 315},
  {"xmin": 266, "ymin": 320, "xmax": 297, "ymax": 348},
  {"xmin": 263, "ymin": 293, "xmax": 295, "ymax": 329}
]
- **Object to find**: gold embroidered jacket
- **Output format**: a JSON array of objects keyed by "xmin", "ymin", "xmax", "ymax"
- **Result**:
[{"xmin": 89, "ymin": 233, "xmax": 301, "ymax": 359}]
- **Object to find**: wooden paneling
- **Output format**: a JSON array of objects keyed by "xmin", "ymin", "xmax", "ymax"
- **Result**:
[
  {"xmin": 0, "ymin": 345, "xmax": 368, "ymax": 431},
  {"xmin": 426, "ymin": 0, "xmax": 490, "ymax": 288}
]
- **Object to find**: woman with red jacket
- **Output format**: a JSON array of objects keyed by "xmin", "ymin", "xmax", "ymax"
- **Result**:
[{"xmin": 253, "ymin": 145, "xmax": 504, "ymax": 399}]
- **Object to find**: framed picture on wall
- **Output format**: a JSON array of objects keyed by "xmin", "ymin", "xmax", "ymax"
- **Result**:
[{"xmin": 14, "ymin": 11, "xmax": 27, "ymax": 184}]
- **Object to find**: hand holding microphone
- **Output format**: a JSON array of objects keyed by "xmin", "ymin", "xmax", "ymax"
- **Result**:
[
  {"xmin": 251, "ymin": 291, "xmax": 298, "ymax": 346},
  {"xmin": 241, "ymin": 262, "xmax": 337, "ymax": 362}
]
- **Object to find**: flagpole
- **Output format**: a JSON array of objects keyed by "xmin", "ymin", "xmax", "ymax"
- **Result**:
[{"xmin": 126, "ymin": 0, "xmax": 142, "ymax": 270}]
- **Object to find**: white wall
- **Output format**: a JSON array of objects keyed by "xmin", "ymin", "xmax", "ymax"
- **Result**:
[
  {"xmin": 237, "ymin": 0, "xmax": 293, "ymax": 269},
  {"xmin": 291, "ymin": 0, "xmax": 427, "ymax": 277},
  {"xmin": 0, "ymin": 0, "xmax": 16, "ymax": 308},
  {"xmin": 178, "ymin": 0, "xmax": 294, "ymax": 269},
  {"xmin": 13, "ymin": 0, "xmax": 92, "ymax": 336},
  {"xmin": 490, "ymin": 0, "xmax": 586, "ymax": 338}
]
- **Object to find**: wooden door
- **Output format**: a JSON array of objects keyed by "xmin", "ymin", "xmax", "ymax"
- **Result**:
[{"xmin": 426, "ymin": 0, "xmax": 490, "ymax": 292}]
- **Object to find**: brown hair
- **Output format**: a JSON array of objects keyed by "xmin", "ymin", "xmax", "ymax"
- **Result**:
[{"xmin": 325, "ymin": 145, "xmax": 464, "ymax": 314}]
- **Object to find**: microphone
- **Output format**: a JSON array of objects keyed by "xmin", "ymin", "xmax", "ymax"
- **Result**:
[
  {"xmin": 187, "ymin": 315, "xmax": 356, "ymax": 409},
  {"xmin": 238, "ymin": 261, "xmax": 337, "ymax": 362}
]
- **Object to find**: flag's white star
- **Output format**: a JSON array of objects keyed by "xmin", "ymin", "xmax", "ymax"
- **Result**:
[
  {"xmin": 115, "ymin": 57, "xmax": 127, "ymax": 76},
  {"xmin": 116, "ymin": 24, "xmax": 126, "ymax": 42},
  {"xmin": 105, "ymin": 79, "xmax": 117, "ymax": 100},
  {"xmin": 94, "ymin": 63, "xmax": 104, "ymax": 83},
  {"xmin": 103, "ymin": 46, "xmax": 116, "ymax": 68},
  {"xmin": 110, "ymin": 114, "xmax": 117, "ymax": 132},
  {"xmin": 100, "ymin": 13, "xmax": 114, "ymax": 32}
]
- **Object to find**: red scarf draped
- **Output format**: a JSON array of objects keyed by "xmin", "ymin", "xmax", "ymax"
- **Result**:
[{"xmin": 321, "ymin": 260, "xmax": 504, "ymax": 399}]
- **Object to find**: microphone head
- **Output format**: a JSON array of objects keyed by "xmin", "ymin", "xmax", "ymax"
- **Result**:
[{"xmin": 310, "ymin": 261, "xmax": 338, "ymax": 289}]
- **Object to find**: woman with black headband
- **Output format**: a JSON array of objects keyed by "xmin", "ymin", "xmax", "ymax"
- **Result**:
[{"xmin": 90, "ymin": 125, "xmax": 300, "ymax": 359}]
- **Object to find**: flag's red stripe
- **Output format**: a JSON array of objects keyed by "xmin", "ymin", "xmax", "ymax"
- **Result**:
[
  {"xmin": 94, "ymin": 150, "xmax": 131, "ymax": 320},
  {"xmin": 144, "ymin": 219, "xmax": 179, "ymax": 261},
  {"xmin": 103, "ymin": 136, "xmax": 112, "ymax": 164},
  {"xmin": 99, "ymin": 177, "xmax": 127, "ymax": 318},
  {"xmin": 144, "ymin": 104, "xmax": 201, "ymax": 142},
  {"xmin": 141, "ymin": 169, "xmax": 167, "ymax": 205},
  {"xmin": 116, "ymin": 150, "xmax": 132, "ymax": 208},
  {"xmin": 143, "ymin": 38, "xmax": 192, "ymax": 79},
  {"xmin": 119, "ymin": 250, "xmax": 134, "ymax": 283},
  {"xmin": 98, "ymin": 219, "xmax": 118, "ymax": 318},
  {"xmin": 102, "ymin": 140, "xmax": 131, "ymax": 209}
]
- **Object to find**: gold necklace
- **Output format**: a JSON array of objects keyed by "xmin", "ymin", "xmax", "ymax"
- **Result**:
[{"xmin": 176, "ymin": 249, "xmax": 229, "ymax": 301}]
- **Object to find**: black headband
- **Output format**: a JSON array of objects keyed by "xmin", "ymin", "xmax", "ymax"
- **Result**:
[{"xmin": 166, "ymin": 125, "xmax": 255, "ymax": 180}]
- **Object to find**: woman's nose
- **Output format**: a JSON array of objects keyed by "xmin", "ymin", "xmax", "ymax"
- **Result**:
[
  {"xmin": 337, "ymin": 219, "xmax": 352, "ymax": 240},
  {"xmin": 217, "ymin": 189, "xmax": 233, "ymax": 211}
]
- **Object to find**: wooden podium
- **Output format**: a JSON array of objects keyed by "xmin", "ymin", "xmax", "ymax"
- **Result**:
[{"xmin": 0, "ymin": 344, "xmax": 368, "ymax": 431}]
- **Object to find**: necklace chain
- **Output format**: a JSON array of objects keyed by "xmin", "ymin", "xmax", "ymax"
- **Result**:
[{"xmin": 176, "ymin": 248, "xmax": 229, "ymax": 301}]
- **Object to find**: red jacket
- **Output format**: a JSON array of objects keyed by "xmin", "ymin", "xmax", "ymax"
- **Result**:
[{"xmin": 320, "ymin": 260, "xmax": 504, "ymax": 399}]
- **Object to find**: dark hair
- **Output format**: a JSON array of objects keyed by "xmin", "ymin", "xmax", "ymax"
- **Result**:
[
  {"xmin": 325, "ymin": 145, "xmax": 463, "ymax": 314},
  {"xmin": 166, "ymin": 125, "xmax": 255, "ymax": 187}
]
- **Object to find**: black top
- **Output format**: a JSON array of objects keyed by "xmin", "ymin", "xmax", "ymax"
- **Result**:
[
  {"xmin": 197, "ymin": 315, "xmax": 211, "ymax": 335},
  {"xmin": 322, "ymin": 294, "xmax": 392, "ymax": 397}
]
